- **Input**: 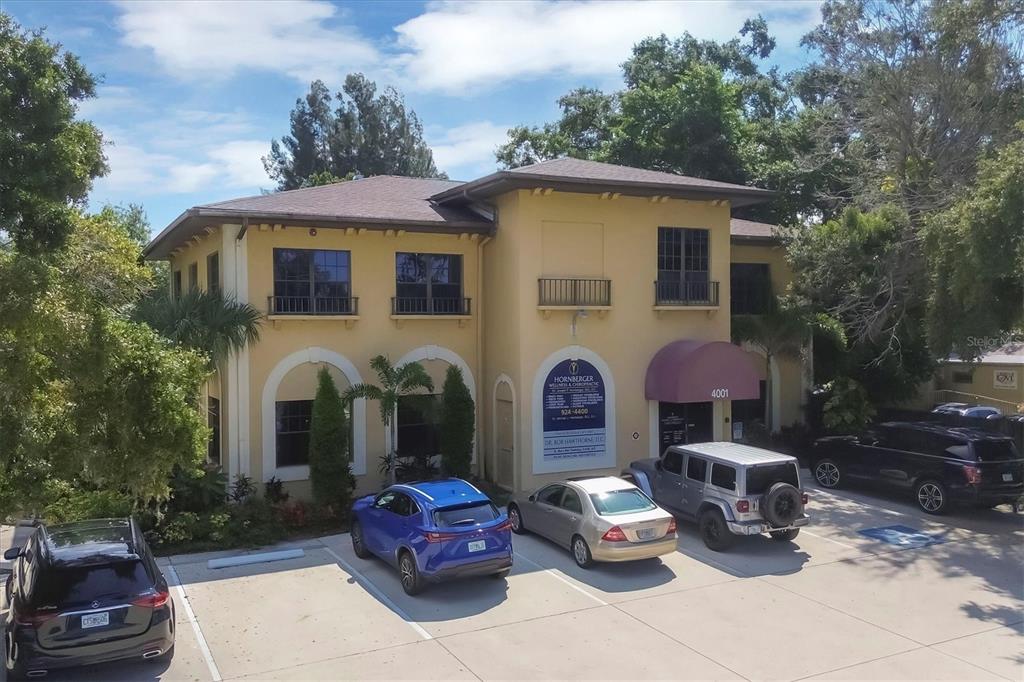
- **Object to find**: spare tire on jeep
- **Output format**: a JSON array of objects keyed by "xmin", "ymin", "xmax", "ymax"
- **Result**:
[{"xmin": 762, "ymin": 482, "xmax": 802, "ymax": 527}]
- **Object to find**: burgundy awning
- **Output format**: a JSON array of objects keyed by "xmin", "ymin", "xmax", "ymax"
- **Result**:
[{"xmin": 645, "ymin": 340, "xmax": 760, "ymax": 403}]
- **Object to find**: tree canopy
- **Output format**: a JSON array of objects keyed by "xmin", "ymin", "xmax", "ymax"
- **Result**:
[{"xmin": 263, "ymin": 74, "xmax": 445, "ymax": 190}]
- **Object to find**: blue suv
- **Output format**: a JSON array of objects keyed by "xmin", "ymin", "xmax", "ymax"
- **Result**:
[{"xmin": 350, "ymin": 479, "xmax": 513, "ymax": 595}]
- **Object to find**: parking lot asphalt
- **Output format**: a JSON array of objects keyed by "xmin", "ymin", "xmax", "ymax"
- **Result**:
[{"xmin": 2, "ymin": 473, "xmax": 1022, "ymax": 681}]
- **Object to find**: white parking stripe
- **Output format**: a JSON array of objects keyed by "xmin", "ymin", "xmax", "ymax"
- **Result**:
[
  {"xmin": 513, "ymin": 552, "xmax": 608, "ymax": 606},
  {"xmin": 319, "ymin": 544, "xmax": 434, "ymax": 640},
  {"xmin": 166, "ymin": 564, "xmax": 222, "ymax": 682},
  {"xmin": 801, "ymin": 528, "xmax": 859, "ymax": 550}
]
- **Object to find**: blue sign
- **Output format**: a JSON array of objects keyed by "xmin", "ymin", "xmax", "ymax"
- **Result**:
[
  {"xmin": 858, "ymin": 525, "xmax": 947, "ymax": 549},
  {"xmin": 542, "ymin": 359, "xmax": 606, "ymax": 460}
]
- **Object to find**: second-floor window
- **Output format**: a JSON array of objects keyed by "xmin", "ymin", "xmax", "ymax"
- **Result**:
[
  {"xmin": 272, "ymin": 248, "xmax": 352, "ymax": 314},
  {"xmin": 395, "ymin": 252, "xmax": 466, "ymax": 314},
  {"xmin": 731, "ymin": 263, "xmax": 772, "ymax": 315},
  {"xmin": 656, "ymin": 227, "xmax": 713, "ymax": 303}
]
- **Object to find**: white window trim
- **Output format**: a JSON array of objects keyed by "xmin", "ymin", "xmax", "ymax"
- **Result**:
[{"xmin": 261, "ymin": 347, "xmax": 367, "ymax": 482}]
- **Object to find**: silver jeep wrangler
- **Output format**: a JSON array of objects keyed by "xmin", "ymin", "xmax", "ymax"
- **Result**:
[{"xmin": 624, "ymin": 442, "xmax": 809, "ymax": 551}]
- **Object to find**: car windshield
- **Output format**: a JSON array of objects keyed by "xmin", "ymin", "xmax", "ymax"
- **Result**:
[
  {"xmin": 973, "ymin": 440, "xmax": 1020, "ymax": 462},
  {"xmin": 31, "ymin": 560, "xmax": 152, "ymax": 610},
  {"xmin": 745, "ymin": 463, "xmax": 800, "ymax": 495},
  {"xmin": 433, "ymin": 502, "xmax": 499, "ymax": 527},
  {"xmin": 588, "ymin": 489, "xmax": 657, "ymax": 516}
]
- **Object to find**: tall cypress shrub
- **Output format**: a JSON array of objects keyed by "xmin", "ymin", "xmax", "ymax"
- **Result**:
[
  {"xmin": 440, "ymin": 365, "xmax": 475, "ymax": 479},
  {"xmin": 308, "ymin": 367, "xmax": 353, "ymax": 511}
]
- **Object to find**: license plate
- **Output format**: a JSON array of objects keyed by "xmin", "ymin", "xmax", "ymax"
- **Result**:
[
  {"xmin": 637, "ymin": 527, "xmax": 657, "ymax": 540},
  {"xmin": 467, "ymin": 540, "xmax": 486, "ymax": 553},
  {"xmin": 81, "ymin": 612, "xmax": 109, "ymax": 629},
  {"xmin": 1003, "ymin": 473, "xmax": 1014, "ymax": 482}
]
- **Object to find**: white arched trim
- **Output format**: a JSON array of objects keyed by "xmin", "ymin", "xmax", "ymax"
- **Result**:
[
  {"xmin": 393, "ymin": 345, "xmax": 478, "ymax": 459},
  {"xmin": 492, "ymin": 374, "xmax": 517, "ymax": 489},
  {"xmin": 741, "ymin": 344, "xmax": 782, "ymax": 433},
  {"xmin": 261, "ymin": 347, "xmax": 366, "ymax": 482},
  {"xmin": 531, "ymin": 345, "xmax": 616, "ymax": 474}
]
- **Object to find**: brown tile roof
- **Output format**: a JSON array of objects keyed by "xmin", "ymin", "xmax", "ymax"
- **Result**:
[
  {"xmin": 730, "ymin": 218, "xmax": 780, "ymax": 241},
  {"xmin": 199, "ymin": 175, "xmax": 481, "ymax": 225},
  {"xmin": 430, "ymin": 157, "xmax": 776, "ymax": 206},
  {"xmin": 144, "ymin": 176, "xmax": 492, "ymax": 259}
]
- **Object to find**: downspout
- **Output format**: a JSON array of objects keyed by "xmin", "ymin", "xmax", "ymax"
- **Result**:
[{"xmin": 476, "ymin": 234, "xmax": 492, "ymax": 480}]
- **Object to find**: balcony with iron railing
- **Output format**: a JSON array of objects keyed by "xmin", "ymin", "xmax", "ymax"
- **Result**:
[
  {"xmin": 391, "ymin": 296, "xmax": 472, "ymax": 316},
  {"xmin": 653, "ymin": 279, "xmax": 719, "ymax": 308},
  {"xmin": 537, "ymin": 277, "xmax": 612, "ymax": 308},
  {"xmin": 268, "ymin": 295, "xmax": 359, "ymax": 316}
]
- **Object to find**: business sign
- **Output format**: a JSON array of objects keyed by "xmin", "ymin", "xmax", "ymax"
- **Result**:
[
  {"xmin": 541, "ymin": 359, "xmax": 606, "ymax": 461},
  {"xmin": 994, "ymin": 369, "xmax": 1018, "ymax": 390}
]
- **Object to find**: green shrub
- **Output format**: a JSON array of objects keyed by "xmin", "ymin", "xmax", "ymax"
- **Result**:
[
  {"xmin": 440, "ymin": 365, "xmax": 475, "ymax": 479},
  {"xmin": 264, "ymin": 477, "xmax": 290, "ymax": 504},
  {"xmin": 158, "ymin": 512, "xmax": 202, "ymax": 546},
  {"xmin": 309, "ymin": 368, "xmax": 354, "ymax": 512},
  {"xmin": 169, "ymin": 465, "xmax": 227, "ymax": 512},
  {"xmin": 229, "ymin": 474, "xmax": 256, "ymax": 503},
  {"xmin": 823, "ymin": 377, "xmax": 877, "ymax": 433},
  {"xmin": 43, "ymin": 487, "xmax": 133, "ymax": 524}
]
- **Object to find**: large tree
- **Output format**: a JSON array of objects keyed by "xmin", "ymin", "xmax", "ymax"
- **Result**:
[
  {"xmin": 0, "ymin": 13, "xmax": 107, "ymax": 253},
  {"xmin": 787, "ymin": 0, "xmax": 1024, "ymax": 356},
  {"xmin": 264, "ymin": 74, "xmax": 445, "ymax": 190}
]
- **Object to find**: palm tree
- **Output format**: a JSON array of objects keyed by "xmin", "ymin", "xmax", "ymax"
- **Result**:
[
  {"xmin": 135, "ymin": 289, "xmax": 262, "ymax": 369},
  {"xmin": 345, "ymin": 355, "xmax": 434, "ymax": 484},
  {"xmin": 731, "ymin": 298, "xmax": 812, "ymax": 432}
]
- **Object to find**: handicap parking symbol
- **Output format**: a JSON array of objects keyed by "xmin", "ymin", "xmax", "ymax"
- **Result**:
[{"xmin": 858, "ymin": 525, "xmax": 946, "ymax": 549}]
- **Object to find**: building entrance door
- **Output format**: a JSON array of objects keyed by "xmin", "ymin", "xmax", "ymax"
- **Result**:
[
  {"xmin": 659, "ymin": 401, "xmax": 713, "ymax": 449},
  {"xmin": 495, "ymin": 398, "xmax": 514, "ymax": 489}
]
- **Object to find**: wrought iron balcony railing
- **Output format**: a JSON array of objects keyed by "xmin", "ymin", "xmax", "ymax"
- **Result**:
[
  {"xmin": 268, "ymin": 295, "xmax": 358, "ymax": 316},
  {"xmin": 654, "ymin": 280, "xmax": 719, "ymax": 306},
  {"xmin": 391, "ymin": 296, "xmax": 471, "ymax": 315},
  {"xmin": 538, "ymin": 278, "xmax": 612, "ymax": 307}
]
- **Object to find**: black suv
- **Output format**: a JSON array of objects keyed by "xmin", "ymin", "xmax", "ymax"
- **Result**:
[
  {"xmin": 813, "ymin": 422, "xmax": 1024, "ymax": 514},
  {"xmin": 3, "ymin": 518, "xmax": 175, "ymax": 679}
]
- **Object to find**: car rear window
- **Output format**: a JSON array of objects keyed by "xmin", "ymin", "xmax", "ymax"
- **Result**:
[
  {"xmin": 589, "ymin": 489, "xmax": 657, "ymax": 516},
  {"xmin": 31, "ymin": 560, "xmax": 152, "ymax": 609},
  {"xmin": 973, "ymin": 440, "xmax": 1020, "ymax": 462},
  {"xmin": 433, "ymin": 502, "xmax": 499, "ymax": 528},
  {"xmin": 745, "ymin": 463, "xmax": 799, "ymax": 495}
]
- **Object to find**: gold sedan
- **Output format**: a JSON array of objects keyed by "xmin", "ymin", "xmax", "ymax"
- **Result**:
[{"xmin": 508, "ymin": 476, "xmax": 677, "ymax": 568}]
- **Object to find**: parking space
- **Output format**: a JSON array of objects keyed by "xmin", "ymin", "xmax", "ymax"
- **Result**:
[{"xmin": 2, "ymin": 475, "xmax": 1021, "ymax": 680}]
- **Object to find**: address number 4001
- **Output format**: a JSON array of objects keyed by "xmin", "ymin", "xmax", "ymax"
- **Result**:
[{"xmin": 710, "ymin": 388, "xmax": 730, "ymax": 399}]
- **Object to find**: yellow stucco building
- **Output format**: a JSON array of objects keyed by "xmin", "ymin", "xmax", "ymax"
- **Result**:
[{"xmin": 145, "ymin": 159, "xmax": 808, "ymax": 496}]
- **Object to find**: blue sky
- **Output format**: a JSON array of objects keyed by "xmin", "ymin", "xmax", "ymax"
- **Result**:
[{"xmin": 9, "ymin": 1, "xmax": 823, "ymax": 234}]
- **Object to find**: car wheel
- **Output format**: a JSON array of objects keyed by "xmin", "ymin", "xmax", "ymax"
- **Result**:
[
  {"xmin": 491, "ymin": 569, "xmax": 511, "ymax": 579},
  {"xmin": 698, "ymin": 509, "xmax": 736, "ymax": 552},
  {"xmin": 916, "ymin": 480, "xmax": 948, "ymax": 515},
  {"xmin": 507, "ymin": 504, "xmax": 527, "ymax": 535},
  {"xmin": 351, "ymin": 520, "xmax": 371, "ymax": 559},
  {"xmin": 571, "ymin": 535, "xmax": 593, "ymax": 569},
  {"xmin": 398, "ymin": 551, "xmax": 422, "ymax": 596},
  {"xmin": 814, "ymin": 459, "xmax": 842, "ymax": 489},
  {"xmin": 770, "ymin": 528, "xmax": 800, "ymax": 542}
]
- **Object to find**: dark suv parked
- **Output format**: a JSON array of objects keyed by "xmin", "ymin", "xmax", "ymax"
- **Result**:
[
  {"xmin": 813, "ymin": 422, "xmax": 1024, "ymax": 514},
  {"xmin": 3, "ymin": 518, "xmax": 174, "ymax": 679}
]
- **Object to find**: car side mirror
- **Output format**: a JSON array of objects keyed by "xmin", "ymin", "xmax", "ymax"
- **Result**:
[
  {"xmin": 655, "ymin": 460, "xmax": 663, "ymax": 471},
  {"xmin": 4, "ymin": 547, "xmax": 21, "ymax": 561},
  {"xmin": 528, "ymin": 494, "xmax": 535, "ymax": 502}
]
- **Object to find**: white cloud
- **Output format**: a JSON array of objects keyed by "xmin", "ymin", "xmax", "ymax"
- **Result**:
[
  {"xmin": 429, "ymin": 121, "xmax": 510, "ymax": 177},
  {"xmin": 114, "ymin": 0, "xmax": 381, "ymax": 82},
  {"xmin": 394, "ymin": 0, "xmax": 821, "ymax": 93},
  {"xmin": 76, "ymin": 85, "xmax": 142, "ymax": 119}
]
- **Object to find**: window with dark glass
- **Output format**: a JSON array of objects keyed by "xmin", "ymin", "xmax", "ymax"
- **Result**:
[
  {"xmin": 396, "ymin": 394, "xmax": 439, "ymax": 459},
  {"xmin": 657, "ymin": 227, "xmax": 710, "ymax": 302},
  {"xmin": 272, "ymin": 248, "xmax": 352, "ymax": 314},
  {"xmin": 731, "ymin": 263, "xmax": 772, "ymax": 314},
  {"xmin": 686, "ymin": 455, "xmax": 708, "ymax": 482},
  {"xmin": 188, "ymin": 262, "xmax": 198, "ymax": 291},
  {"xmin": 275, "ymin": 400, "xmax": 312, "ymax": 467},
  {"xmin": 173, "ymin": 270, "xmax": 182, "ymax": 299},
  {"xmin": 710, "ymin": 463, "xmax": 736, "ymax": 491},
  {"xmin": 207, "ymin": 252, "xmax": 220, "ymax": 294},
  {"xmin": 207, "ymin": 396, "xmax": 221, "ymax": 465},
  {"xmin": 395, "ymin": 252, "xmax": 465, "ymax": 314},
  {"xmin": 662, "ymin": 449, "xmax": 683, "ymax": 474}
]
